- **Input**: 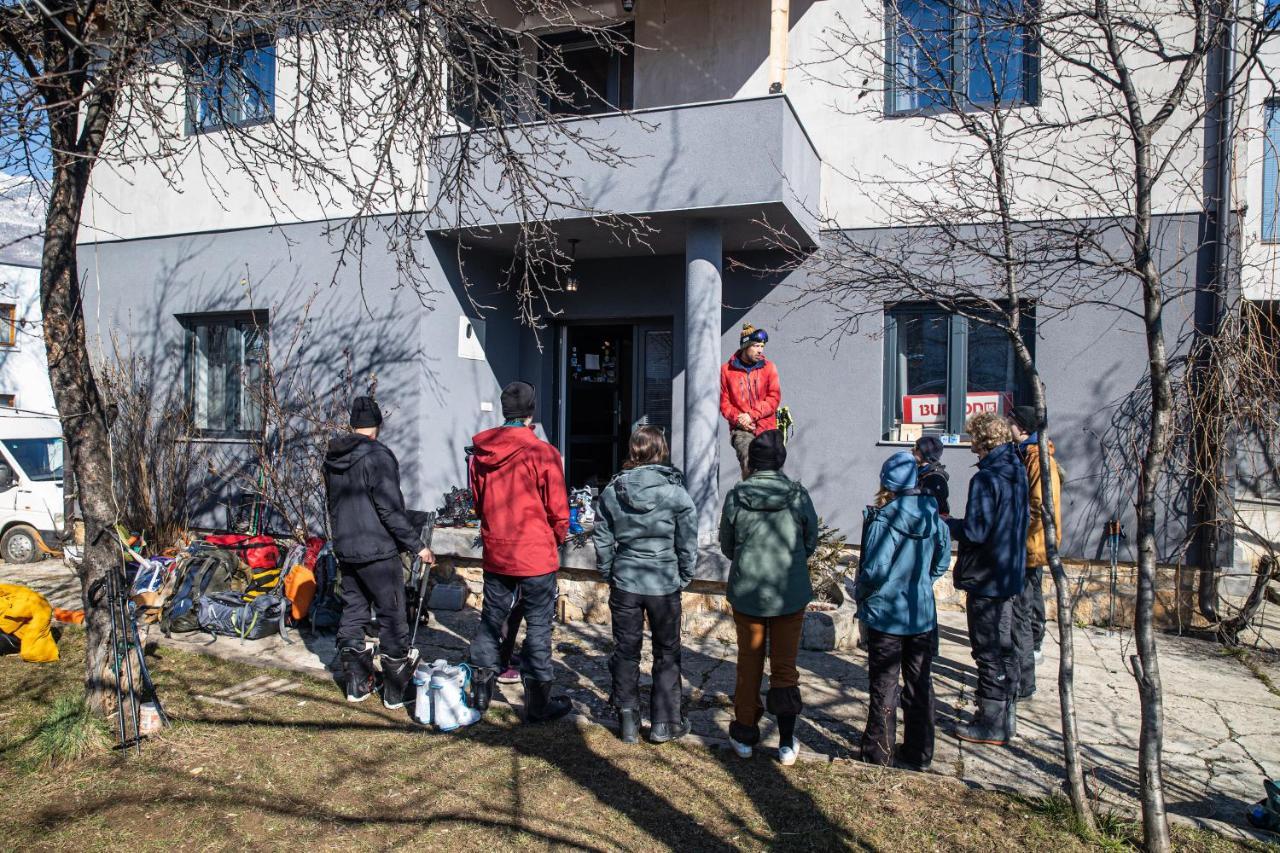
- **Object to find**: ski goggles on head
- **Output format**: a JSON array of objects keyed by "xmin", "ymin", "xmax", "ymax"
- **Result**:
[{"xmin": 741, "ymin": 328, "xmax": 768, "ymax": 347}]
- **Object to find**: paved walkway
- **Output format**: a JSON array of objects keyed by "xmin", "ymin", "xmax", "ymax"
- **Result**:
[{"xmin": 9, "ymin": 560, "xmax": 1280, "ymax": 838}]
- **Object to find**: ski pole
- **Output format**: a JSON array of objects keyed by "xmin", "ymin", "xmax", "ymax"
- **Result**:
[{"xmin": 408, "ymin": 512, "xmax": 437, "ymax": 651}]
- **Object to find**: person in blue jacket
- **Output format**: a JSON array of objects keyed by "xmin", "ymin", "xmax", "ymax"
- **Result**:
[
  {"xmin": 856, "ymin": 451, "xmax": 952, "ymax": 770},
  {"xmin": 947, "ymin": 412, "xmax": 1030, "ymax": 747}
]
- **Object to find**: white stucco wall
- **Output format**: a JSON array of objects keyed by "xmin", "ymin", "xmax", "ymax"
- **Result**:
[{"xmin": 0, "ymin": 263, "xmax": 54, "ymax": 415}]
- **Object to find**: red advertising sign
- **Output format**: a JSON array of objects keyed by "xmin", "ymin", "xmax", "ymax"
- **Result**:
[{"xmin": 903, "ymin": 392, "xmax": 1014, "ymax": 425}]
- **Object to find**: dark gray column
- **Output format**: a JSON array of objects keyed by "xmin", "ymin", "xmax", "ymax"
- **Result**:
[{"xmin": 684, "ymin": 220, "xmax": 723, "ymax": 543}]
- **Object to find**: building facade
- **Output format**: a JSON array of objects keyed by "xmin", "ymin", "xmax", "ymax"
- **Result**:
[{"xmin": 76, "ymin": 0, "xmax": 1274, "ymax": 590}]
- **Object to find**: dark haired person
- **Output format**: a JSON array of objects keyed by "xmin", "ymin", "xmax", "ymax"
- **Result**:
[
  {"xmin": 857, "ymin": 451, "xmax": 951, "ymax": 771},
  {"xmin": 912, "ymin": 435, "xmax": 950, "ymax": 517},
  {"xmin": 720, "ymin": 324, "xmax": 782, "ymax": 479},
  {"xmin": 467, "ymin": 381, "xmax": 573, "ymax": 724},
  {"xmin": 593, "ymin": 426, "xmax": 699, "ymax": 744},
  {"xmin": 1008, "ymin": 405, "xmax": 1064, "ymax": 698},
  {"xmin": 325, "ymin": 396, "xmax": 435, "ymax": 709},
  {"xmin": 719, "ymin": 429, "xmax": 819, "ymax": 765}
]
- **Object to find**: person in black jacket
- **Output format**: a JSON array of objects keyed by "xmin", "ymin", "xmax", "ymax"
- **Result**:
[
  {"xmin": 912, "ymin": 435, "xmax": 950, "ymax": 517},
  {"xmin": 946, "ymin": 412, "xmax": 1029, "ymax": 747},
  {"xmin": 324, "ymin": 396, "xmax": 434, "ymax": 708}
]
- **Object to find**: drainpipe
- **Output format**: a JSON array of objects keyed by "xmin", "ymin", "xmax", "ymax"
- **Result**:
[
  {"xmin": 1191, "ymin": 0, "xmax": 1238, "ymax": 622},
  {"xmin": 769, "ymin": 0, "xmax": 789, "ymax": 94}
]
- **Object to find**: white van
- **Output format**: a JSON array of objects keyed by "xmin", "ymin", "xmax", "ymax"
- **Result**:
[{"xmin": 0, "ymin": 411, "xmax": 64, "ymax": 563}]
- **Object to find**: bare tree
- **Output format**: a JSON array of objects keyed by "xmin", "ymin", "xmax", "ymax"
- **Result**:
[
  {"xmin": 0, "ymin": 1, "xmax": 646, "ymax": 717},
  {"xmin": 772, "ymin": 0, "xmax": 1275, "ymax": 846}
]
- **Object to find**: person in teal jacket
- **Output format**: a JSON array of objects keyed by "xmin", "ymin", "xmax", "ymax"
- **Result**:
[
  {"xmin": 593, "ymin": 426, "xmax": 698, "ymax": 744},
  {"xmin": 856, "ymin": 451, "xmax": 952, "ymax": 771},
  {"xmin": 718, "ymin": 429, "xmax": 819, "ymax": 765}
]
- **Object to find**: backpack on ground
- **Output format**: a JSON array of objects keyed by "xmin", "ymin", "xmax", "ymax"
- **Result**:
[
  {"xmin": 308, "ymin": 543, "xmax": 343, "ymax": 630},
  {"xmin": 160, "ymin": 548, "xmax": 241, "ymax": 636},
  {"xmin": 195, "ymin": 590, "xmax": 286, "ymax": 642}
]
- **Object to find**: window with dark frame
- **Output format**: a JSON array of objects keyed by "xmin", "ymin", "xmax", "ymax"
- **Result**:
[
  {"xmin": 538, "ymin": 26, "xmax": 634, "ymax": 117},
  {"xmin": 447, "ymin": 24, "xmax": 522, "ymax": 127},
  {"xmin": 0, "ymin": 303, "xmax": 14, "ymax": 347},
  {"xmin": 882, "ymin": 303, "xmax": 1035, "ymax": 440},
  {"xmin": 186, "ymin": 34, "xmax": 276, "ymax": 134},
  {"xmin": 886, "ymin": 0, "xmax": 1039, "ymax": 115},
  {"xmin": 178, "ymin": 311, "xmax": 267, "ymax": 438}
]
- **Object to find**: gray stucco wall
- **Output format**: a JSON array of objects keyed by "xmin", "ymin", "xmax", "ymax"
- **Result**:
[{"xmin": 77, "ymin": 212, "xmax": 1201, "ymax": 566}]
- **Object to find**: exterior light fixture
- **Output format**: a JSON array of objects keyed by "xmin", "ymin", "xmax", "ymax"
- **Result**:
[
  {"xmin": 566, "ymin": 238, "xmax": 580, "ymax": 293},
  {"xmin": 622, "ymin": 0, "xmax": 635, "ymax": 12}
]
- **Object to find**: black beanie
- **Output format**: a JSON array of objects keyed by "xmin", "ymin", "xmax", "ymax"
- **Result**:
[
  {"xmin": 501, "ymin": 381, "xmax": 536, "ymax": 420},
  {"xmin": 1011, "ymin": 405, "xmax": 1041, "ymax": 433},
  {"xmin": 350, "ymin": 396, "xmax": 382, "ymax": 429},
  {"xmin": 747, "ymin": 429, "xmax": 787, "ymax": 473}
]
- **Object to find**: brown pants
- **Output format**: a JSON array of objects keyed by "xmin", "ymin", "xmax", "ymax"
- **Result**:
[
  {"xmin": 732, "ymin": 608, "xmax": 805, "ymax": 726},
  {"xmin": 731, "ymin": 427, "xmax": 755, "ymax": 479}
]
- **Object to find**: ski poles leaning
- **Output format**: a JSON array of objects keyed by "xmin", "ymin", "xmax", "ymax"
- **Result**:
[{"xmin": 89, "ymin": 528, "xmax": 169, "ymax": 752}]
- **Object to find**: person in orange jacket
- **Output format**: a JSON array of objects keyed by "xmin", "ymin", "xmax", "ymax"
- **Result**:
[
  {"xmin": 720, "ymin": 324, "xmax": 782, "ymax": 478},
  {"xmin": 1009, "ymin": 405, "xmax": 1064, "ymax": 699}
]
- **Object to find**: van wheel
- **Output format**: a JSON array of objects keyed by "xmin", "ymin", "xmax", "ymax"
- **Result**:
[{"xmin": 2, "ymin": 525, "xmax": 42, "ymax": 564}]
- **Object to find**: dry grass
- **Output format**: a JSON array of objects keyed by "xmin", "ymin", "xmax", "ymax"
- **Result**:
[{"xmin": 0, "ymin": 629, "xmax": 1265, "ymax": 852}]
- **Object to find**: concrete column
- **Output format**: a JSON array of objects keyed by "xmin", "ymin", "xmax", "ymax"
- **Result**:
[
  {"xmin": 769, "ymin": 0, "xmax": 790, "ymax": 93},
  {"xmin": 684, "ymin": 220, "xmax": 723, "ymax": 544}
]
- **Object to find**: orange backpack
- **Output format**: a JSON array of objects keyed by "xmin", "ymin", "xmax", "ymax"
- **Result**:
[{"xmin": 283, "ymin": 563, "xmax": 316, "ymax": 622}]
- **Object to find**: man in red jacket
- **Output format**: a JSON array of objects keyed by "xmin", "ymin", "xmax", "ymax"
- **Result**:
[
  {"xmin": 467, "ymin": 381, "xmax": 573, "ymax": 724},
  {"xmin": 720, "ymin": 324, "xmax": 783, "ymax": 478}
]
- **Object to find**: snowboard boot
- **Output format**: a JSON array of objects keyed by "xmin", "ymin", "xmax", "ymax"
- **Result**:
[
  {"xmin": 340, "ymin": 646, "xmax": 377, "ymax": 703},
  {"xmin": 380, "ymin": 651, "xmax": 418, "ymax": 710},
  {"xmin": 618, "ymin": 708, "xmax": 640, "ymax": 744},
  {"xmin": 471, "ymin": 667, "xmax": 497, "ymax": 714},
  {"xmin": 523, "ymin": 676, "xmax": 572, "ymax": 724},
  {"xmin": 649, "ymin": 718, "xmax": 691, "ymax": 744},
  {"xmin": 956, "ymin": 698, "xmax": 1009, "ymax": 746}
]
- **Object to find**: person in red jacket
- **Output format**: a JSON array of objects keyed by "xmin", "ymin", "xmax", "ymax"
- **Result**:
[
  {"xmin": 467, "ymin": 381, "xmax": 573, "ymax": 724},
  {"xmin": 720, "ymin": 324, "xmax": 783, "ymax": 478}
]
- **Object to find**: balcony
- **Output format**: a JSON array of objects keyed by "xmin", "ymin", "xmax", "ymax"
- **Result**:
[{"xmin": 426, "ymin": 93, "xmax": 821, "ymax": 256}]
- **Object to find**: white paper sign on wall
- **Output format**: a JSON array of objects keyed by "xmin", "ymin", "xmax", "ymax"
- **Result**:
[{"xmin": 458, "ymin": 316, "xmax": 486, "ymax": 361}]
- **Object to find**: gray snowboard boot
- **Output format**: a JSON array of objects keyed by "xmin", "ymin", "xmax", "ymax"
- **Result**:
[
  {"xmin": 618, "ymin": 708, "xmax": 640, "ymax": 744},
  {"xmin": 956, "ymin": 698, "xmax": 1009, "ymax": 746},
  {"xmin": 523, "ymin": 677, "xmax": 572, "ymax": 723}
]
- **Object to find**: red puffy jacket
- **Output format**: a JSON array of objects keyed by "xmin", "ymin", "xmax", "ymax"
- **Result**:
[
  {"xmin": 719, "ymin": 356, "xmax": 781, "ymax": 435},
  {"xmin": 469, "ymin": 425, "xmax": 569, "ymax": 577}
]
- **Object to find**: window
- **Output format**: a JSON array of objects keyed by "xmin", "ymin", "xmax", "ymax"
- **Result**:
[
  {"xmin": 1268, "ymin": 0, "xmax": 1280, "ymax": 29},
  {"xmin": 179, "ymin": 312, "xmax": 267, "ymax": 438},
  {"xmin": 0, "ymin": 303, "xmax": 14, "ymax": 347},
  {"xmin": 1264, "ymin": 102, "xmax": 1280, "ymax": 241},
  {"xmin": 538, "ymin": 26, "xmax": 634, "ymax": 116},
  {"xmin": 186, "ymin": 35, "xmax": 275, "ymax": 133},
  {"xmin": 886, "ymin": 0, "xmax": 1038, "ymax": 114},
  {"xmin": 882, "ymin": 303, "xmax": 1034, "ymax": 439},
  {"xmin": 0, "ymin": 395, "xmax": 14, "ymax": 409},
  {"xmin": 3, "ymin": 438, "xmax": 63, "ymax": 481},
  {"xmin": 448, "ymin": 25, "xmax": 521, "ymax": 127}
]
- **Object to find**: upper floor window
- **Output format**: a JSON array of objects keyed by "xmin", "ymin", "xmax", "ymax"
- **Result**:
[
  {"xmin": 1264, "ymin": 101, "xmax": 1280, "ymax": 241},
  {"xmin": 186, "ymin": 35, "xmax": 275, "ymax": 134},
  {"xmin": 883, "ymin": 302, "xmax": 1035, "ymax": 440},
  {"xmin": 178, "ymin": 311, "xmax": 267, "ymax": 438},
  {"xmin": 448, "ymin": 24, "xmax": 521, "ymax": 127},
  {"xmin": 539, "ymin": 26, "xmax": 634, "ymax": 117},
  {"xmin": 1268, "ymin": 0, "xmax": 1280, "ymax": 29},
  {"xmin": 0, "ymin": 303, "xmax": 15, "ymax": 347},
  {"xmin": 886, "ymin": 0, "xmax": 1038, "ymax": 115}
]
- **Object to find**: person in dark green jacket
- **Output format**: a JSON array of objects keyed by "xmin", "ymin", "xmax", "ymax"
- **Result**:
[
  {"xmin": 718, "ymin": 429, "xmax": 818, "ymax": 765},
  {"xmin": 593, "ymin": 426, "xmax": 698, "ymax": 744},
  {"xmin": 857, "ymin": 451, "xmax": 951, "ymax": 771}
]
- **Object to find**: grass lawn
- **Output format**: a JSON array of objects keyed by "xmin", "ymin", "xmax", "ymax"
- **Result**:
[{"xmin": 0, "ymin": 629, "xmax": 1267, "ymax": 852}]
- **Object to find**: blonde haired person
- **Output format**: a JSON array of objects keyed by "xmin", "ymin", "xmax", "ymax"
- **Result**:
[{"xmin": 946, "ymin": 412, "xmax": 1029, "ymax": 747}]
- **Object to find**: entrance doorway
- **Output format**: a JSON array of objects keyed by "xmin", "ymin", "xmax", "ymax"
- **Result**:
[{"xmin": 557, "ymin": 320, "xmax": 674, "ymax": 490}]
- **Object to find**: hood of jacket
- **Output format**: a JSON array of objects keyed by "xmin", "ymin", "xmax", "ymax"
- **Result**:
[
  {"xmin": 612, "ymin": 464, "xmax": 685, "ymax": 512},
  {"xmin": 470, "ymin": 425, "xmax": 537, "ymax": 472},
  {"xmin": 735, "ymin": 470, "xmax": 802, "ymax": 511},
  {"xmin": 877, "ymin": 494, "xmax": 943, "ymax": 540},
  {"xmin": 324, "ymin": 433, "xmax": 379, "ymax": 474},
  {"xmin": 978, "ymin": 441, "xmax": 1024, "ymax": 484},
  {"xmin": 727, "ymin": 354, "xmax": 770, "ymax": 373}
]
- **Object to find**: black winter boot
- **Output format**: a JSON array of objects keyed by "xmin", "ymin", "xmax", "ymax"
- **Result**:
[
  {"xmin": 380, "ymin": 651, "xmax": 418, "ymax": 710},
  {"xmin": 340, "ymin": 647, "xmax": 377, "ymax": 703},
  {"xmin": 523, "ymin": 677, "xmax": 571, "ymax": 724},
  {"xmin": 471, "ymin": 667, "xmax": 497, "ymax": 713},
  {"xmin": 649, "ymin": 718, "xmax": 691, "ymax": 744},
  {"xmin": 956, "ymin": 698, "xmax": 1009, "ymax": 746},
  {"xmin": 618, "ymin": 708, "xmax": 640, "ymax": 744}
]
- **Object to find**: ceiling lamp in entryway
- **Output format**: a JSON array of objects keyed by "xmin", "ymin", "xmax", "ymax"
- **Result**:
[{"xmin": 566, "ymin": 238, "xmax": 580, "ymax": 293}]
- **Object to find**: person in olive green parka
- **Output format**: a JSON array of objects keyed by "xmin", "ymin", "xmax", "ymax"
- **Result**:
[{"xmin": 718, "ymin": 429, "xmax": 819, "ymax": 765}]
